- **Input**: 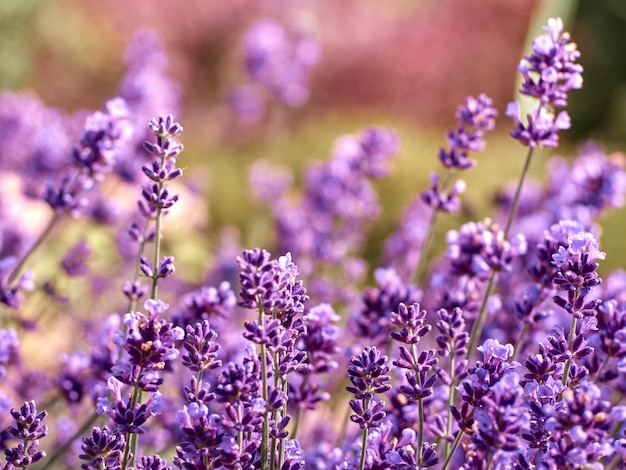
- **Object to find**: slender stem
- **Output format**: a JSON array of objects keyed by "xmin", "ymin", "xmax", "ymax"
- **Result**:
[
  {"xmin": 443, "ymin": 354, "xmax": 456, "ymax": 458},
  {"xmin": 562, "ymin": 315, "xmax": 578, "ymax": 387},
  {"xmin": 258, "ymin": 301, "xmax": 269, "ymax": 469},
  {"xmin": 335, "ymin": 401, "xmax": 352, "ymax": 448},
  {"xmin": 237, "ymin": 403, "xmax": 244, "ymax": 451},
  {"xmin": 486, "ymin": 452, "xmax": 496, "ymax": 469},
  {"xmin": 7, "ymin": 213, "xmax": 60, "ymax": 286},
  {"xmin": 441, "ymin": 431, "xmax": 464, "ymax": 470},
  {"xmin": 417, "ymin": 396, "xmax": 424, "ymax": 466},
  {"xmin": 512, "ymin": 285, "xmax": 549, "ymax": 362},
  {"xmin": 150, "ymin": 160, "xmax": 165, "ymax": 300},
  {"xmin": 358, "ymin": 401, "xmax": 370, "ymax": 470},
  {"xmin": 413, "ymin": 170, "xmax": 454, "ymax": 285},
  {"xmin": 465, "ymin": 143, "xmax": 536, "ymax": 360},
  {"xmin": 121, "ymin": 366, "xmax": 145, "ymax": 470},
  {"xmin": 277, "ymin": 379, "xmax": 288, "ymax": 470},
  {"xmin": 604, "ymin": 455, "xmax": 621, "ymax": 470},
  {"xmin": 130, "ymin": 218, "xmax": 152, "ymax": 313},
  {"xmin": 9, "ymin": 166, "xmax": 89, "ymax": 287},
  {"xmin": 504, "ymin": 145, "xmax": 536, "ymax": 238},
  {"xmin": 41, "ymin": 411, "xmax": 100, "ymax": 470},
  {"xmin": 512, "ymin": 322, "xmax": 530, "ymax": 361},
  {"xmin": 413, "ymin": 207, "xmax": 439, "ymax": 285},
  {"xmin": 413, "ymin": 342, "xmax": 424, "ymax": 466},
  {"xmin": 465, "ymin": 272, "xmax": 497, "ymax": 360},
  {"xmin": 290, "ymin": 374, "xmax": 310, "ymax": 440}
]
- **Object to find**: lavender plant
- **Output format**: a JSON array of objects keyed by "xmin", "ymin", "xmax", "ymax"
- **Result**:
[{"xmin": 2, "ymin": 14, "xmax": 626, "ymax": 470}]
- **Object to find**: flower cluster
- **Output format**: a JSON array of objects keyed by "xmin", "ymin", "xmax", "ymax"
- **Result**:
[
  {"xmin": 507, "ymin": 17, "xmax": 582, "ymax": 148},
  {"xmin": 4, "ymin": 14, "xmax": 626, "ymax": 470}
]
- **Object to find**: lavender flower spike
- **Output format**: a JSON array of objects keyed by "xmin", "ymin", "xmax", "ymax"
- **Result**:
[
  {"xmin": 5, "ymin": 400, "xmax": 48, "ymax": 467},
  {"xmin": 518, "ymin": 17, "xmax": 583, "ymax": 108},
  {"xmin": 508, "ymin": 17, "xmax": 582, "ymax": 148}
]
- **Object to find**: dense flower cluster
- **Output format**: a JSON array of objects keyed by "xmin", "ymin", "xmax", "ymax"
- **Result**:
[{"xmin": 3, "ymin": 14, "xmax": 626, "ymax": 470}]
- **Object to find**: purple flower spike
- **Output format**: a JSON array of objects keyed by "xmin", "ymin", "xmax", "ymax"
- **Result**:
[
  {"xmin": 4, "ymin": 400, "xmax": 48, "ymax": 467},
  {"xmin": 182, "ymin": 320, "xmax": 222, "ymax": 373},
  {"xmin": 421, "ymin": 172, "xmax": 466, "ymax": 212},
  {"xmin": 346, "ymin": 346, "xmax": 391, "ymax": 404},
  {"xmin": 456, "ymin": 93, "xmax": 498, "ymax": 131},
  {"xmin": 438, "ymin": 93, "xmax": 498, "ymax": 170},
  {"xmin": 79, "ymin": 426, "xmax": 125, "ymax": 469},
  {"xmin": 508, "ymin": 18, "xmax": 582, "ymax": 148},
  {"xmin": 507, "ymin": 102, "xmax": 571, "ymax": 148},
  {"xmin": 477, "ymin": 338, "xmax": 514, "ymax": 364},
  {"xmin": 518, "ymin": 17, "xmax": 583, "ymax": 108},
  {"xmin": 390, "ymin": 302, "xmax": 431, "ymax": 345},
  {"xmin": 136, "ymin": 454, "xmax": 172, "ymax": 470},
  {"xmin": 445, "ymin": 218, "xmax": 527, "ymax": 280}
]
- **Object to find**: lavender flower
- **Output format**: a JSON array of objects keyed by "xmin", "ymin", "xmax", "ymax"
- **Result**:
[
  {"xmin": 437, "ymin": 93, "xmax": 498, "ymax": 170},
  {"xmin": 346, "ymin": 346, "xmax": 391, "ymax": 429},
  {"xmin": 114, "ymin": 299, "xmax": 184, "ymax": 380},
  {"xmin": 552, "ymin": 231, "xmax": 605, "ymax": 317},
  {"xmin": 45, "ymin": 98, "xmax": 131, "ymax": 215},
  {"xmin": 237, "ymin": 249, "xmax": 307, "ymax": 321},
  {"xmin": 181, "ymin": 320, "xmax": 222, "ymax": 374},
  {"xmin": 421, "ymin": 173, "xmax": 466, "ymax": 213},
  {"xmin": 79, "ymin": 426, "xmax": 125, "ymax": 470},
  {"xmin": 4, "ymin": 400, "xmax": 48, "ymax": 468},
  {"xmin": 517, "ymin": 18, "xmax": 583, "ymax": 107},
  {"xmin": 508, "ymin": 18, "xmax": 582, "ymax": 148},
  {"xmin": 445, "ymin": 218, "xmax": 527, "ymax": 280}
]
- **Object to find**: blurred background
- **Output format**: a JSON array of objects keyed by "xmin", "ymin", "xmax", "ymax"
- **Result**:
[{"xmin": 1, "ymin": 0, "xmax": 626, "ymax": 273}]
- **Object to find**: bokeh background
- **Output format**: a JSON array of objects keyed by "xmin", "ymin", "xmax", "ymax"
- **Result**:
[{"xmin": 1, "ymin": 0, "xmax": 626, "ymax": 275}]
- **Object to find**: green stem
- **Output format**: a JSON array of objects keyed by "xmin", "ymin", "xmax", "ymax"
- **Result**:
[
  {"xmin": 413, "ymin": 170, "xmax": 454, "ymax": 285},
  {"xmin": 486, "ymin": 451, "xmax": 496, "ymax": 469},
  {"xmin": 442, "ymin": 353, "xmax": 456, "ymax": 458},
  {"xmin": 466, "ymin": 144, "xmax": 536, "ymax": 361},
  {"xmin": 277, "ymin": 378, "xmax": 288, "ymax": 470},
  {"xmin": 121, "ymin": 366, "xmax": 145, "ymax": 470},
  {"xmin": 290, "ymin": 375, "xmax": 310, "ymax": 440},
  {"xmin": 512, "ymin": 322, "xmax": 530, "ymax": 361},
  {"xmin": 417, "ymin": 397, "xmax": 424, "ymax": 466},
  {"xmin": 358, "ymin": 402, "xmax": 370, "ymax": 470},
  {"xmin": 562, "ymin": 315, "xmax": 578, "ymax": 387},
  {"xmin": 441, "ymin": 431, "xmax": 464, "ymax": 470},
  {"xmin": 7, "ymin": 213, "xmax": 60, "ymax": 286},
  {"xmin": 335, "ymin": 401, "xmax": 352, "ymax": 448},
  {"xmin": 150, "ymin": 165, "xmax": 165, "ymax": 300},
  {"xmin": 413, "ymin": 342, "xmax": 424, "ymax": 466},
  {"xmin": 465, "ymin": 272, "xmax": 497, "ymax": 360},
  {"xmin": 258, "ymin": 301, "xmax": 269, "ymax": 469},
  {"xmin": 504, "ymin": 145, "xmax": 536, "ymax": 238},
  {"xmin": 413, "ymin": 207, "xmax": 439, "ymax": 285}
]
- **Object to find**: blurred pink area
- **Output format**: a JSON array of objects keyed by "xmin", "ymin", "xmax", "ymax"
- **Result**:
[{"xmin": 28, "ymin": 0, "xmax": 537, "ymax": 126}]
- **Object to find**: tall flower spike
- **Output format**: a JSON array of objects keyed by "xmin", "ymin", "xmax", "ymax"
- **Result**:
[
  {"xmin": 4, "ymin": 400, "xmax": 48, "ymax": 467},
  {"xmin": 518, "ymin": 17, "xmax": 583, "ymax": 108},
  {"xmin": 507, "ymin": 17, "xmax": 582, "ymax": 148},
  {"xmin": 437, "ymin": 93, "xmax": 497, "ymax": 170}
]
